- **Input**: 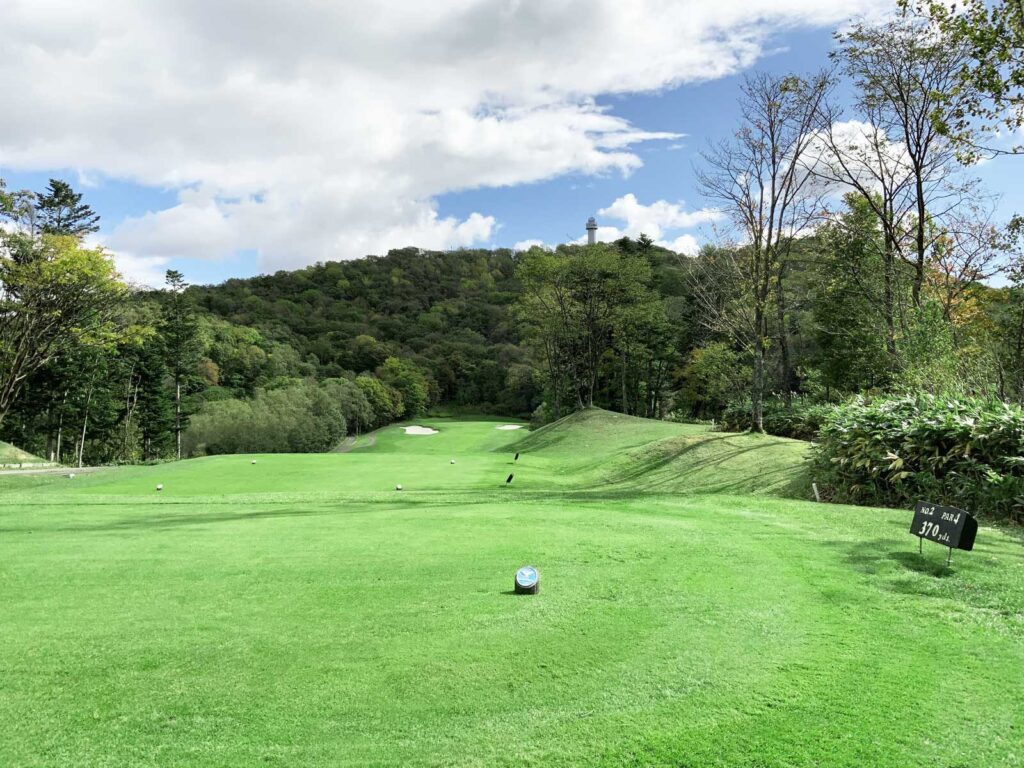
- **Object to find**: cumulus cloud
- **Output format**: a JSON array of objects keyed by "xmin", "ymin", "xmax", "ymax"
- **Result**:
[
  {"xmin": 577, "ymin": 193, "xmax": 719, "ymax": 253},
  {"xmin": 0, "ymin": 0, "xmax": 890, "ymax": 273},
  {"xmin": 598, "ymin": 193, "xmax": 722, "ymax": 239},
  {"xmin": 111, "ymin": 252, "xmax": 175, "ymax": 289},
  {"xmin": 662, "ymin": 234, "xmax": 702, "ymax": 255},
  {"xmin": 513, "ymin": 239, "xmax": 550, "ymax": 251}
]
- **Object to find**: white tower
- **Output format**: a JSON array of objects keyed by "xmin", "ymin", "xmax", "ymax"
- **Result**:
[{"xmin": 585, "ymin": 216, "xmax": 597, "ymax": 245}]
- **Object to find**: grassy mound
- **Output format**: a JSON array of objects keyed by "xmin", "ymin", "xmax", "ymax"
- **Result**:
[
  {"xmin": 509, "ymin": 408, "xmax": 699, "ymax": 456},
  {"xmin": 1, "ymin": 413, "xmax": 1021, "ymax": 767},
  {"xmin": 0, "ymin": 441, "xmax": 45, "ymax": 465},
  {"xmin": 602, "ymin": 430, "xmax": 810, "ymax": 497},
  {"xmin": 511, "ymin": 408, "xmax": 809, "ymax": 497}
]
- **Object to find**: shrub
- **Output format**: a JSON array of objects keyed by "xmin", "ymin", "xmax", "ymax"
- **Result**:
[
  {"xmin": 183, "ymin": 380, "xmax": 347, "ymax": 455},
  {"xmin": 530, "ymin": 402, "xmax": 555, "ymax": 429},
  {"xmin": 811, "ymin": 394, "xmax": 1024, "ymax": 521}
]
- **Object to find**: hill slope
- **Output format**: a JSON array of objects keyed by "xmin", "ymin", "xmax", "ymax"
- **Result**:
[
  {"xmin": 511, "ymin": 408, "xmax": 810, "ymax": 497},
  {"xmin": 0, "ymin": 441, "xmax": 46, "ymax": 465}
]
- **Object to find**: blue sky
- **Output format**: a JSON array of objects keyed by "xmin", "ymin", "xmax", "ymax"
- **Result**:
[
  {"xmin": 436, "ymin": 25, "xmax": 1023, "ymax": 262},
  {"xmin": 1, "ymin": 2, "xmax": 1020, "ymax": 287}
]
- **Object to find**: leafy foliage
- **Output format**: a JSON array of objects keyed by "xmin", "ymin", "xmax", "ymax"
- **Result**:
[
  {"xmin": 812, "ymin": 394, "xmax": 1024, "ymax": 520},
  {"xmin": 905, "ymin": 0, "xmax": 1023, "ymax": 159},
  {"xmin": 183, "ymin": 380, "xmax": 348, "ymax": 455},
  {"xmin": 376, "ymin": 356, "xmax": 430, "ymax": 419},
  {"xmin": 515, "ymin": 243, "xmax": 675, "ymax": 420},
  {"xmin": 0, "ymin": 234, "xmax": 126, "ymax": 427},
  {"xmin": 189, "ymin": 247, "xmax": 538, "ymax": 415},
  {"xmin": 720, "ymin": 397, "xmax": 834, "ymax": 441}
]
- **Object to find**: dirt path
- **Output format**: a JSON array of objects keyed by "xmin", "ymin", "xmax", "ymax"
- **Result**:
[{"xmin": 0, "ymin": 465, "xmax": 108, "ymax": 477}]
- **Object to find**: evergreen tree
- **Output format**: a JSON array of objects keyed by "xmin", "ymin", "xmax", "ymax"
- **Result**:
[
  {"xmin": 161, "ymin": 270, "xmax": 202, "ymax": 460},
  {"xmin": 34, "ymin": 179, "xmax": 101, "ymax": 237},
  {"xmin": 134, "ymin": 338, "xmax": 176, "ymax": 460}
]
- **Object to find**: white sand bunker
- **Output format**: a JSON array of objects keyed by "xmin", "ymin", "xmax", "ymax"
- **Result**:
[
  {"xmin": 401, "ymin": 425, "xmax": 439, "ymax": 435},
  {"xmin": 496, "ymin": 424, "xmax": 524, "ymax": 430}
]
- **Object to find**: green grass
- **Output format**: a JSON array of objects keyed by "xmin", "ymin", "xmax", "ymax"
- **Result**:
[{"xmin": 1, "ymin": 411, "xmax": 1022, "ymax": 766}]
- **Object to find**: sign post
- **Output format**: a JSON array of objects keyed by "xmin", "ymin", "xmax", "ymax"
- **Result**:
[{"xmin": 909, "ymin": 501, "xmax": 978, "ymax": 564}]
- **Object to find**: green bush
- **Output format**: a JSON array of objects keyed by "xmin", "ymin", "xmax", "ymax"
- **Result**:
[
  {"xmin": 811, "ymin": 394, "xmax": 1024, "ymax": 520},
  {"xmin": 183, "ymin": 381, "xmax": 347, "ymax": 456},
  {"xmin": 720, "ymin": 397, "xmax": 833, "ymax": 441}
]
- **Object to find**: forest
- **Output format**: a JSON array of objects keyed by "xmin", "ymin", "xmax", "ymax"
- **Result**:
[{"xmin": 2, "ymin": 8, "xmax": 1023, "ymax": 517}]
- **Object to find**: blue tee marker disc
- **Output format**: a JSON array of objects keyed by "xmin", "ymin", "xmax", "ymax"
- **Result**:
[{"xmin": 515, "ymin": 566, "xmax": 539, "ymax": 593}]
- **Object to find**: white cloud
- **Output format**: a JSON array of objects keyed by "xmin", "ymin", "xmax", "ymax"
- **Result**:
[
  {"xmin": 804, "ymin": 119, "xmax": 914, "ymax": 193},
  {"xmin": 513, "ymin": 239, "xmax": 550, "ymax": 251},
  {"xmin": 579, "ymin": 193, "xmax": 719, "ymax": 252},
  {"xmin": 111, "ymin": 252, "xmax": 173, "ymax": 289},
  {"xmin": 663, "ymin": 234, "xmax": 701, "ymax": 255},
  {"xmin": 0, "ymin": 0, "xmax": 890, "ymax": 271},
  {"xmin": 78, "ymin": 233, "xmax": 171, "ymax": 289},
  {"xmin": 598, "ymin": 193, "xmax": 722, "ymax": 239}
]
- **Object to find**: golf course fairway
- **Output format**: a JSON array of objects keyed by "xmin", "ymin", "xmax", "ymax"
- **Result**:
[{"xmin": 1, "ymin": 411, "xmax": 1022, "ymax": 766}]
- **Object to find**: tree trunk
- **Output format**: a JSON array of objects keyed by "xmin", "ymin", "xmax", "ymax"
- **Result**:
[
  {"xmin": 883, "ymin": 234, "xmax": 899, "ymax": 367},
  {"xmin": 77, "ymin": 386, "xmax": 93, "ymax": 469},
  {"xmin": 913, "ymin": 175, "xmax": 926, "ymax": 307},
  {"xmin": 175, "ymin": 380, "xmax": 182, "ymax": 460},
  {"xmin": 752, "ymin": 303, "xmax": 766, "ymax": 433},
  {"xmin": 645, "ymin": 359, "xmax": 654, "ymax": 418},
  {"xmin": 752, "ymin": 346, "xmax": 765, "ymax": 432},
  {"xmin": 776, "ymin": 264, "xmax": 794, "ymax": 407},
  {"xmin": 1013, "ymin": 292, "xmax": 1024, "ymax": 400},
  {"xmin": 621, "ymin": 350, "xmax": 629, "ymax": 415},
  {"xmin": 55, "ymin": 389, "xmax": 69, "ymax": 464}
]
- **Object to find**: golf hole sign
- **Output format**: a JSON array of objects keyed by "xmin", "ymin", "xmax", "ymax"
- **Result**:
[{"xmin": 910, "ymin": 501, "xmax": 977, "ymax": 552}]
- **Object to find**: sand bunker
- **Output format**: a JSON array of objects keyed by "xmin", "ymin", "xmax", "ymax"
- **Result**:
[
  {"xmin": 496, "ymin": 424, "xmax": 524, "ymax": 430},
  {"xmin": 402, "ymin": 426, "xmax": 439, "ymax": 435}
]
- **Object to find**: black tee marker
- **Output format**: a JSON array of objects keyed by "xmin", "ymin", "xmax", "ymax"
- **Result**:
[
  {"xmin": 506, "ymin": 473, "xmax": 514, "ymax": 485},
  {"xmin": 514, "ymin": 452, "xmax": 520, "ymax": 462}
]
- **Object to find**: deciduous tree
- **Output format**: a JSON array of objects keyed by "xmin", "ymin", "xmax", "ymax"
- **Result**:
[
  {"xmin": 697, "ymin": 71, "xmax": 831, "ymax": 429},
  {"xmin": 0, "ymin": 234, "xmax": 125, "ymax": 428}
]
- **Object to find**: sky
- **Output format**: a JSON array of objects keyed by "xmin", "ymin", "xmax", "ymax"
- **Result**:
[{"xmin": 1, "ymin": 0, "xmax": 1021, "ymax": 287}]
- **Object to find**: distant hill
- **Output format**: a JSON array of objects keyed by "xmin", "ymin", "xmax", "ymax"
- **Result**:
[
  {"xmin": 189, "ymin": 247, "xmax": 533, "ymax": 413},
  {"xmin": 187, "ymin": 244, "xmax": 692, "ymax": 418}
]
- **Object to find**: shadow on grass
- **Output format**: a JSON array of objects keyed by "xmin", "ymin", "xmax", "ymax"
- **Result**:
[
  {"xmin": 593, "ymin": 433, "xmax": 809, "ymax": 499},
  {"xmin": 1, "ymin": 507, "xmax": 331, "ymax": 534},
  {"xmin": 828, "ymin": 537, "xmax": 957, "ymax": 582},
  {"xmin": 0, "ymin": 495, "xmax": 538, "ymax": 535}
]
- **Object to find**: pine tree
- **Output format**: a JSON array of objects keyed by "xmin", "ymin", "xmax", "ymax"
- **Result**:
[
  {"xmin": 134, "ymin": 338, "xmax": 175, "ymax": 460},
  {"xmin": 34, "ymin": 179, "xmax": 100, "ymax": 237},
  {"xmin": 160, "ymin": 270, "xmax": 202, "ymax": 460}
]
